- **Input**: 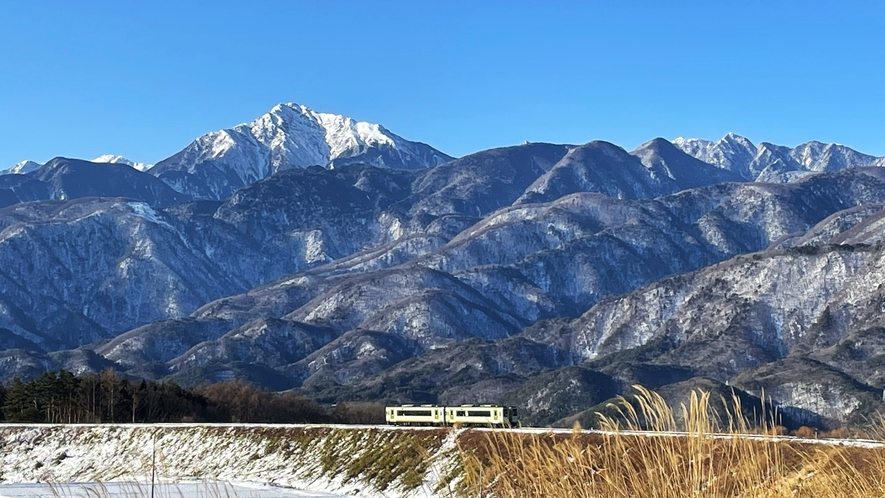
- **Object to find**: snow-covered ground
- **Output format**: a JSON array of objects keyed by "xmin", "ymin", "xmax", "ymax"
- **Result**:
[
  {"xmin": 0, "ymin": 481, "xmax": 344, "ymax": 498},
  {"xmin": 2, "ymin": 423, "xmax": 881, "ymax": 498},
  {"xmin": 0, "ymin": 425, "xmax": 458, "ymax": 498}
]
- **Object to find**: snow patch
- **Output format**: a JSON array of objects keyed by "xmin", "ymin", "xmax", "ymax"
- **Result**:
[
  {"xmin": 126, "ymin": 202, "xmax": 173, "ymax": 230},
  {"xmin": 1, "ymin": 160, "xmax": 42, "ymax": 175},
  {"xmin": 93, "ymin": 155, "xmax": 153, "ymax": 172}
]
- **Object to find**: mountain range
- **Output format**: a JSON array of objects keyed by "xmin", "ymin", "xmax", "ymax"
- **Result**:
[
  {"xmin": 3, "ymin": 102, "xmax": 885, "ymax": 429},
  {"xmin": 673, "ymin": 133, "xmax": 885, "ymax": 183}
]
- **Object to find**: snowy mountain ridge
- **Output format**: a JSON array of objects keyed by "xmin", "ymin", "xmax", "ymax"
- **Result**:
[
  {"xmin": 92, "ymin": 154, "xmax": 153, "ymax": 172},
  {"xmin": 2, "ymin": 156, "xmax": 153, "ymax": 175},
  {"xmin": 1, "ymin": 160, "xmax": 42, "ymax": 175},
  {"xmin": 149, "ymin": 102, "xmax": 455, "ymax": 199},
  {"xmin": 673, "ymin": 133, "xmax": 885, "ymax": 181}
]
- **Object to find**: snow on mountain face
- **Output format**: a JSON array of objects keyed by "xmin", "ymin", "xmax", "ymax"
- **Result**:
[
  {"xmin": 674, "ymin": 134, "xmax": 885, "ymax": 182},
  {"xmin": 790, "ymin": 141, "xmax": 885, "ymax": 172},
  {"xmin": 151, "ymin": 103, "xmax": 454, "ymax": 200},
  {"xmin": 672, "ymin": 133, "xmax": 757, "ymax": 179},
  {"xmin": 92, "ymin": 154, "xmax": 153, "ymax": 172},
  {"xmin": 1, "ymin": 160, "xmax": 42, "ymax": 175}
]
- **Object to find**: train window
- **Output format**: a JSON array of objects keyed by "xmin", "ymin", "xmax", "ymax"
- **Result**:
[
  {"xmin": 467, "ymin": 410, "xmax": 492, "ymax": 417},
  {"xmin": 456, "ymin": 411, "xmax": 466, "ymax": 416},
  {"xmin": 398, "ymin": 410, "xmax": 433, "ymax": 416}
]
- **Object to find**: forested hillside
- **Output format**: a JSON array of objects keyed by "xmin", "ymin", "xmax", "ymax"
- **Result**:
[{"xmin": 0, "ymin": 370, "xmax": 379, "ymax": 424}]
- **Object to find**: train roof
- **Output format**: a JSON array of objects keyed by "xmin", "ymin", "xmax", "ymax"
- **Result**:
[{"xmin": 386, "ymin": 403, "xmax": 517, "ymax": 408}]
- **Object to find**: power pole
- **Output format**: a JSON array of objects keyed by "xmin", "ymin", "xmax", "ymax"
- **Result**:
[{"xmin": 151, "ymin": 429, "xmax": 157, "ymax": 498}]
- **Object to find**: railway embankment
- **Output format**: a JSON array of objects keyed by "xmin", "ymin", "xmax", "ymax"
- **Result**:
[
  {"xmin": 0, "ymin": 424, "xmax": 461, "ymax": 498},
  {"xmin": 5, "ymin": 423, "xmax": 885, "ymax": 497}
]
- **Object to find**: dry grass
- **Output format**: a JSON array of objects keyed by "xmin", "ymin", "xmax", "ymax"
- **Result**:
[
  {"xmin": 47, "ymin": 481, "xmax": 242, "ymax": 498},
  {"xmin": 457, "ymin": 386, "xmax": 885, "ymax": 497}
]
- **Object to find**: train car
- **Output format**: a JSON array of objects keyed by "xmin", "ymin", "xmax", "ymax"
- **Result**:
[
  {"xmin": 386, "ymin": 404, "xmax": 445, "ymax": 426},
  {"xmin": 446, "ymin": 404, "xmax": 518, "ymax": 427},
  {"xmin": 385, "ymin": 403, "xmax": 519, "ymax": 427}
]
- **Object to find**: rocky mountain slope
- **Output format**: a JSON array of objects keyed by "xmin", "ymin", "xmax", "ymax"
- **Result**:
[
  {"xmin": 2, "ymin": 139, "xmax": 738, "ymax": 370},
  {"xmin": 4, "ymin": 125, "xmax": 885, "ymax": 428},
  {"xmin": 521, "ymin": 198, "xmax": 885, "ymax": 426}
]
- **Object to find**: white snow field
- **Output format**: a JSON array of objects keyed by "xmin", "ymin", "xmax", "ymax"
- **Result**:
[
  {"xmin": 0, "ymin": 425, "xmax": 460, "ymax": 498},
  {"xmin": 0, "ymin": 481, "xmax": 345, "ymax": 498}
]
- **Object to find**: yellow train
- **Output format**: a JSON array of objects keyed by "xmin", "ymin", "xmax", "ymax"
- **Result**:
[{"xmin": 385, "ymin": 404, "xmax": 519, "ymax": 427}]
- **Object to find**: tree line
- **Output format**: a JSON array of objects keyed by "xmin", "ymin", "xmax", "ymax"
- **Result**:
[{"xmin": 0, "ymin": 369, "xmax": 384, "ymax": 424}]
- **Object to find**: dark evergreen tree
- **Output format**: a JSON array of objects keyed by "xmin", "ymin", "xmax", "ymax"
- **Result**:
[{"xmin": 4, "ymin": 378, "xmax": 41, "ymax": 422}]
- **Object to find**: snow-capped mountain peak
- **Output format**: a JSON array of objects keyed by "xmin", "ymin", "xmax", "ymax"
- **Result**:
[
  {"xmin": 92, "ymin": 155, "xmax": 153, "ymax": 172},
  {"xmin": 1, "ymin": 160, "xmax": 42, "ymax": 175},
  {"xmin": 789, "ymin": 141, "xmax": 885, "ymax": 172},
  {"xmin": 719, "ymin": 132, "xmax": 756, "ymax": 152},
  {"xmin": 150, "ymin": 102, "xmax": 454, "ymax": 200},
  {"xmin": 674, "ymin": 133, "xmax": 885, "ymax": 182},
  {"xmin": 673, "ymin": 133, "xmax": 757, "ymax": 179},
  {"xmin": 248, "ymin": 103, "xmax": 409, "ymax": 163}
]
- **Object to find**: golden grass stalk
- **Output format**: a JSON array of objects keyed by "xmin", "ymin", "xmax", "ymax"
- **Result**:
[{"xmin": 457, "ymin": 386, "xmax": 885, "ymax": 498}]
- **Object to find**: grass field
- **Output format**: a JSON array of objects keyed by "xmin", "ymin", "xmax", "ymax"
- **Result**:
[
  {"xmin": 456, "ymin": 387, "xmax": 885, "ymax": 498},
  {"xmin": 5, "ymin": 397, "xmax": 885, "ymax": 498}
]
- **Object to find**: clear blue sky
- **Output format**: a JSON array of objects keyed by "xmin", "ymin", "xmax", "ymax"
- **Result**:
[{"xmin": 1, "ymin": 1, "xmax": 883, "ymax": 167}]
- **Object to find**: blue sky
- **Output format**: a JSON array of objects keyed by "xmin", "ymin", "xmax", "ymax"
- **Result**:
[{"xmin": 1, "ymin": 1, "xmax": 883, "ymax": 167}]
